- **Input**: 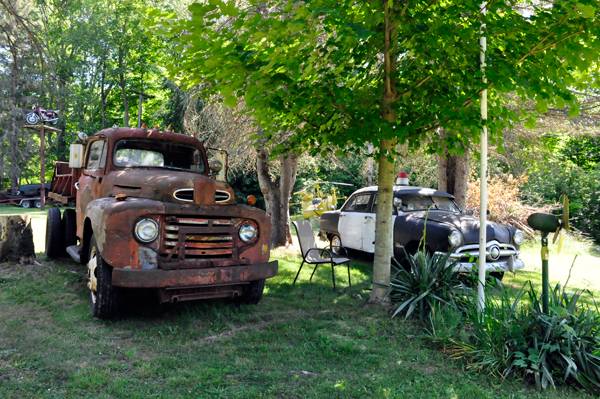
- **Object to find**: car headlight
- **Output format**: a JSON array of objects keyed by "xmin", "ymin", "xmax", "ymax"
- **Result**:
[
  {"xmin": 239, "ymin": 223, "xmax": 257, "ymax": 243},
  {"xmin": 135, "ymin": 218, "xmax": 159, "ymax": 243},
  {"xmin": 513, "ymin": 230, "xmax": 524, "ymax": 245},
  {"xmin": 448, "ymin": 231, "xmax": 462, "ymax": 247}
]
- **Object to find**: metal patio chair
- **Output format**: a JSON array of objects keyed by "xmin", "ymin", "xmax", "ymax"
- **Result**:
[{"xmin": 292, "ymin": 220, "xmax": 351, "ymax": 290}]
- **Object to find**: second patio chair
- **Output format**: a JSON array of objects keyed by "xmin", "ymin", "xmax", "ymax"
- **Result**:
[{"xmin": 292, "ymin": 220, "xmax": 351, "ymax": 290}]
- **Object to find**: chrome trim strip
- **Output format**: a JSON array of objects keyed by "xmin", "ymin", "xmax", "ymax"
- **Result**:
[
  {"xmin": 215, "ymin": 190, "xmax": 231, "ymax": 203},
  {"xmin": 173, "ymin": 188, "xmax": 194, "ymax": 202}
]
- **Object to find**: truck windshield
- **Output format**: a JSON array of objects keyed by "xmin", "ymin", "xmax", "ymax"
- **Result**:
[{"xmin": 114, "ymin": 139, "xmax": 205, "ymax": 173}]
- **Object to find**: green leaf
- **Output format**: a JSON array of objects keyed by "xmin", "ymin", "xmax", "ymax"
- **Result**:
[
  {"xmin": 577, "ymin": 3, "xmax": 596, "ymax": 18},
  {"xmin": 535, "ymin": 100, "xmax": 548, "ymax": 114},
  {"xmin": 524, "ymin": 117, "xmax": 537, "ymax": 130}
]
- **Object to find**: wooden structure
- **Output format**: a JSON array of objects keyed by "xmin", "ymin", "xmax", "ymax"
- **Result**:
[
  {"xmin": 48, "ymin": 162, "xmax": 81, "ymax": 204},
  {"xmin": 23, "ymin": 124, "xmax": 62, "ymax": 211}
]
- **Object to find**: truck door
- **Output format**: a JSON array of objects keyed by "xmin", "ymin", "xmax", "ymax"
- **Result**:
[
  {"xmin": 77, "ymin": 139, "xmax": 108, "ymax": 238},
  {"xmin": 338, "ymin": 193, "xmax": 371, "ymax": 251}
]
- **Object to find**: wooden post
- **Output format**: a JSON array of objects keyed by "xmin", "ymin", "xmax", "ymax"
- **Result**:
[
  {"xmin": 128, "ymin": 89, "xmax": 155, "ymax": 128},
  {"xmin": 24, "ymin": 125, "xmax": 62, "ymax": 211}
]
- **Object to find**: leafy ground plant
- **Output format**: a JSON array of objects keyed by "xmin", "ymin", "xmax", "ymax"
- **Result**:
[
  {"xmin": 429, "ymin": 281, "xmax": 600, "ymax": 394},
  {"xmin": 386, "ymin": 251, "xmax": 472, "ymax": 320}
]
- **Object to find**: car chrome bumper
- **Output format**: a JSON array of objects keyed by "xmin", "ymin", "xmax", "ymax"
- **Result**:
[
  {"xmin": 450, "ymin": 257, "xmax": 525, "ymax": 273},
  {"xmin": 434, "ymin": 240, "xmax": 525, "ymax": 273},
  {"xmin": 111, "ymin": 261, "xmax": 279, "ymax": 288}
]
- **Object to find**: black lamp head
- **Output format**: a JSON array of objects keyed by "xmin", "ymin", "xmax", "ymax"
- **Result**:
[{"xmin": 527, "ymin": 213, "xmax": 560, "ymax": 233}]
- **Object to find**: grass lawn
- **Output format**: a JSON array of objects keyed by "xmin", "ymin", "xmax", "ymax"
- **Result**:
[{"xmin": 0, "ymin": 208, "xmax": 597, "ymax": 398}]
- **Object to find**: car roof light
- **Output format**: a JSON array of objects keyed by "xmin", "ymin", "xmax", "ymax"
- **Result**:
[{"xmin": 396, "ymin": 171, "xmax": 409, "ymax": 186}]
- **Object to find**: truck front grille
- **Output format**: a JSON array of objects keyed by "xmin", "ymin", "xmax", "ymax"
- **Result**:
[{"xmin": 161, "ymin": 216, "xmax": 238, "ymax": 260}]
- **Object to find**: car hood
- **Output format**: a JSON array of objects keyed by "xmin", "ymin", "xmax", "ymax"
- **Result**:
[{"xmin": 403, "ymin": 210, "xmax": 512, "ymax": 244}]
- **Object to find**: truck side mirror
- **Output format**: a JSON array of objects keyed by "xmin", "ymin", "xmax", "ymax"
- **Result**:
[
  {"xmin": 209, "ymin": 159, "xmax": 223, "ymax": 174},
  {"xmin": 207, "ymin": 148, "xmax": 228, "ymax": 182},
  {"xmin": 69, "ymin": 144, "xmax": 84, "ymax": 168}
]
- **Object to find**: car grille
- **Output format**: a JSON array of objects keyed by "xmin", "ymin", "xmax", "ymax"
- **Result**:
[{"xmin": 161, "ymin": 216, "xmax": 237, "ymax": 260}]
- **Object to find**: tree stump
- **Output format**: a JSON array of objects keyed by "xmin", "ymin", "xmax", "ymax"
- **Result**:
[{"xmin": 0, "ymin": 215, "xmax": 36, "ymax": 264}]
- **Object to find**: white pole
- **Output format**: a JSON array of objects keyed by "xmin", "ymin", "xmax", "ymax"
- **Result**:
[{"xmin": 478, "ymin": 2, "xmax": 488, "ymax": 313}]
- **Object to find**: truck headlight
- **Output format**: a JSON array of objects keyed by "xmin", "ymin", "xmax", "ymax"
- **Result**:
[
  {"xmin": 448, "ymin": 231, "xmax": 462, "ymax": 247},
  {"xmin": 239, "ymin": 223, "xmax": 257, "ymax": 243},
  {"xmin": 135, "ymin": 218, "xmax": 159, "ymax": 243},
  {"xmin": 513, "ymin": 230, "xmax": 524, "ymax": 245}
]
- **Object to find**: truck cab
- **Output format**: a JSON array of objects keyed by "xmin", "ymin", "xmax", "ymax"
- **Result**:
[{"xmin": 46, "ymin": 127, "xmax": 277, "ymax": 318}]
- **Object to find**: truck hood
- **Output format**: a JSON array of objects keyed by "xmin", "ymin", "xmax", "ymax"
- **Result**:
[
  {"xmin": 103, "ymin": 168, "xmax": 235, "ymax": 205},
  {"xmin": 404, "ymin": 210, "xmax": 513, "ymax": 244}
]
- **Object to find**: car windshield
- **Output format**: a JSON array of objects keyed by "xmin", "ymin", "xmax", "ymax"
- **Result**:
[
  {"xmin": 400, "ymin": 195, "xmax": 460, "ymax": 213},
  {"xmin": 113, "ymin": 139, "xmax": 205, "ymax": 173}
]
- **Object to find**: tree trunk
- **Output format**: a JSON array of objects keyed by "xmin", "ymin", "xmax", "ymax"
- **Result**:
[
  {"xmin": 0, "ymin": 215, "xmax": 35, "ymax": 263},
  {"xmin": 118, "ymin": 46, "xmax": 129, "ymax": 127},
  {"xmin": 436, "ymin": 129, "xmax": 470, "ymax": 209},
  {"xmin": 370, "ymin": 0, "xmax": 398, "ymax": 303},
  {"xmin": 256, "ymin": 142, "xmax": 299, "ymax": 248},
  {"xmin": 367, "ymin": 142, "xmax": 374, "ymax": 186},
  {"xmin": 9, "ymin": 67, "xmax": 20, "ymax": 196}
]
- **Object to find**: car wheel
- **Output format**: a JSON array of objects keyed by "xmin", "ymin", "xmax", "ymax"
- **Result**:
[
  {"xmin": 238, "ymin": 279, "xmax": 265, "ymax": 305},
  {"xmin": 21, "ymin": 200, "xmax": 31, "ymax": 209},
  {"xmin": 34, "ymin": 200, "xmax": 41, "ymax": 209},
  {"xmin": 62, "ymin": 209, "xmax": 77, "ymax": 249},
  {"xmin": 330, "ymin": 235, "xmax": 342, "ymax": 255},
  {"xmin": 88, "ymin": 234, "xmax": 119, "ymax": 319},
  {"xmin": 490, "ymin": 272, "xmax": 504, "ymax": 281},
  {"xmin": 45, "ymin": 208, "xmax": 62, "ymax": 258}
]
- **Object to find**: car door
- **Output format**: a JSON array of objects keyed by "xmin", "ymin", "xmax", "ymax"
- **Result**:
[
  {"xmin": 361, "ymin": 194, "xmax": 396, "ymax": 254},
  {"xmin": 338, "ymin": 193, "xmax": 372, "ymax": 251}
]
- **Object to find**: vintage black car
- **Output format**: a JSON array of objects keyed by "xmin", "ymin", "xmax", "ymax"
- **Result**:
[{"xmin": 319, "ymin": 182, "xmax": 525, "ymax": 275}]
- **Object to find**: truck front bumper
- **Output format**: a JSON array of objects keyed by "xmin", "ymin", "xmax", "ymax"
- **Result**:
[{"xmin": 111, "ymin": 261, "xmax": 278, "ymax": 288}]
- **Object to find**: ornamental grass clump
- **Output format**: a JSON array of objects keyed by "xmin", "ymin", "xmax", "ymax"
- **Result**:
[
  {"xmin": 428, "ymin": 281, "xmax": 600, "ymax": 394},
  {"xmin": 386, "ymin": 251, "xmax": 472, "ymax": 321}
]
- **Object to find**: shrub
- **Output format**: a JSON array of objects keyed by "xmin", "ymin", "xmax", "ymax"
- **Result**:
[
  {"xmin": 429, "ymin": 281, "xmax": 600, "ymax": 394},
  {"xmin": 386, "ymin": 251, "xmax": 472, "ymax": 321},
  {"xmin": 466, "ymin": 173, "xmax": 554, "ymax": 235}
]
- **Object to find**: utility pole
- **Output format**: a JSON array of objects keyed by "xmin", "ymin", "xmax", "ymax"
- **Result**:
[{"xmin": 128, "ymin": 89, "xmax": 155, "ymax": 128}]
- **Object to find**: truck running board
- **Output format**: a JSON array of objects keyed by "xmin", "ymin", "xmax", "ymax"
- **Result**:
[{"xmin": 66, "ymin": 245, "xmax": 82, "ymax": 263}]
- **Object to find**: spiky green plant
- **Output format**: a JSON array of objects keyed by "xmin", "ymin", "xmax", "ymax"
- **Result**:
[{"xmin": 386, "ymin": 251, "xmax": 472, "ymax": 320}]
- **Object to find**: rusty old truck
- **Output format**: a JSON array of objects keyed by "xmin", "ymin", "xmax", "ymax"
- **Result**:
[{"xmin": 45, "ymin": 127, "xmax": 278, "ymax": 318}]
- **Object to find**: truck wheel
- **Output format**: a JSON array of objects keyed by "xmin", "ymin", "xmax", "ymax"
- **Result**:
[
  {"xmin": 87, "ymin": 234, "xmax": 119, "ymax": 319},
  {"xmin": 45, "ymin": 208, "xmax": 62, "ymax": 258},
  {"xmin": 330, "ymin": 235, "xmax": 342, "ymax": 255},
  {"xmin": 62, "ymin": 209, "xmax": 77, "ymax": 248},
  {"xmin": 239, "ymin": 279, "xmax": 265, "ymax": 305},
  {"xmin": 34, "ymin": 200, "xmax": 41, "ymax": 209},
  {"xmin": 21, "ymin": 200, "xmax": 31, "ymax": 209}
]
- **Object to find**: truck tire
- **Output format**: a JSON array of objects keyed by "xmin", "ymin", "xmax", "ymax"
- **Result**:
[
  {"xmin": 62, "ymin": 209, "xmax": 77, "ymax": 248},
  {"xmin": 34, "ymin": 200, "xmax": 41, "ymax": 209},
  {"xmin": 45, "ymin": 208, "xmax": 62, "ymax": 258},
  {"xmin": 21, "ymin": 200, "xmax": 31, "ymax": 209},
  {"xmin": 88, "ymin": 234, "xmax": 119, "ymax": 319},
  {"xmin": 239, "ymin": 279, "xmax": 265, "ymax": 305}
]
